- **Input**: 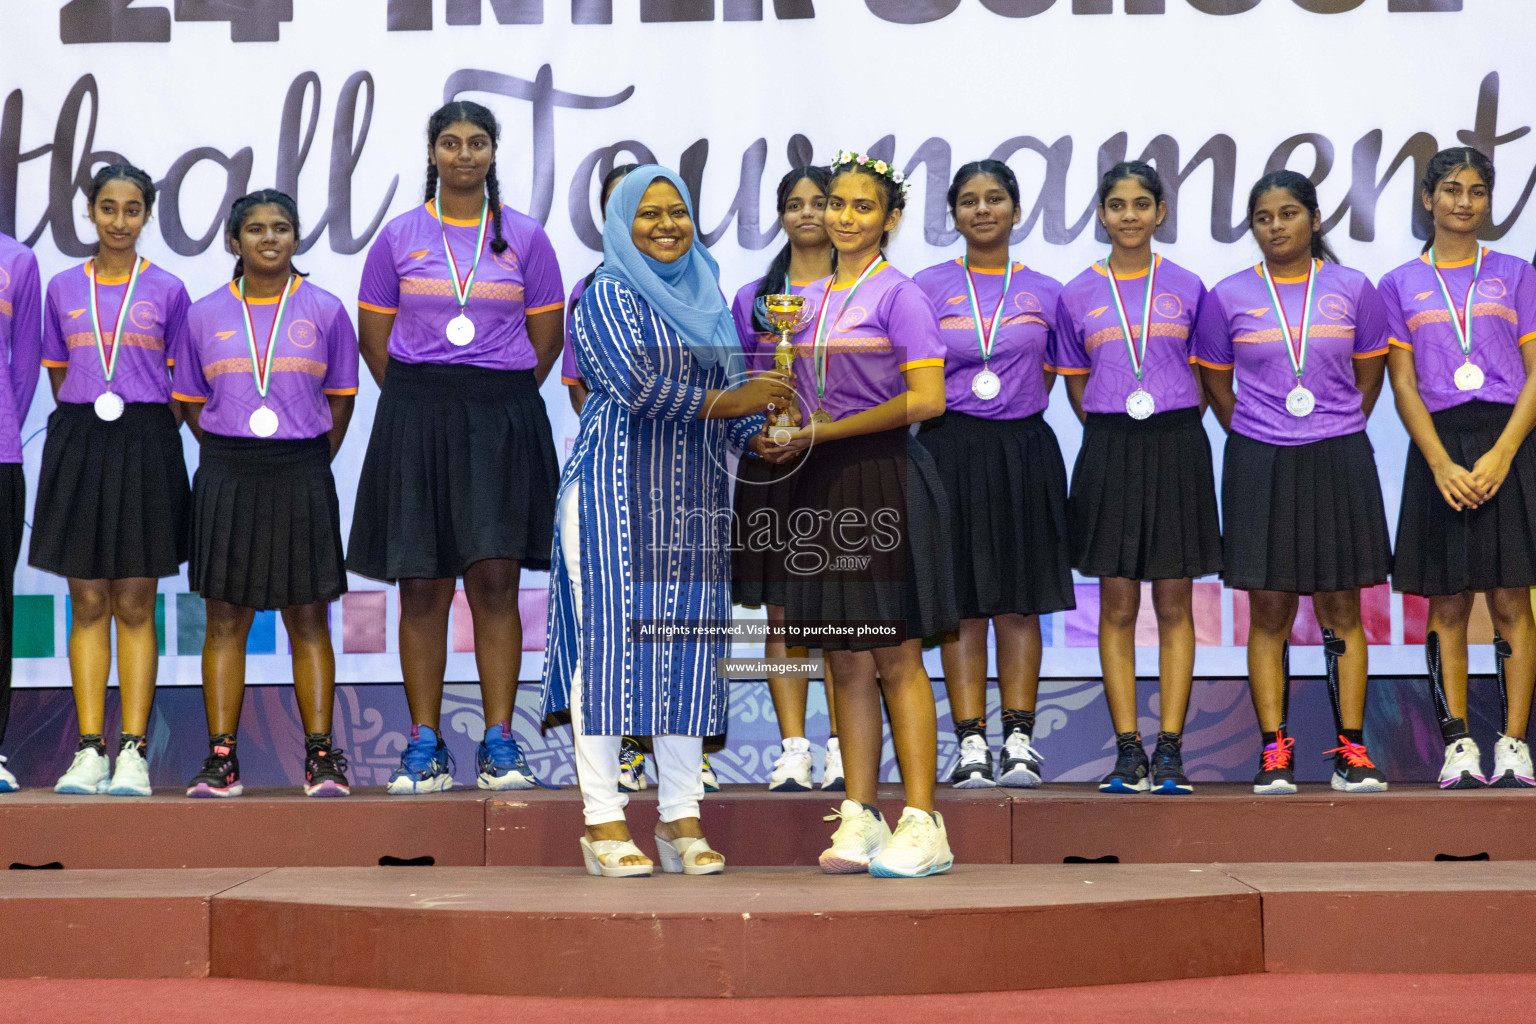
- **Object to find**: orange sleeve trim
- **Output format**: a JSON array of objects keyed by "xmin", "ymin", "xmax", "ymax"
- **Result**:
[
  {"xmin": 172, "ymin": 391, "xmax": 207, "ymax": 404},
  {"xmin": 1188, "ymin": 356, "xmax": 1198, "ymax": 365},
  {"xmin": 526, "ymin": 302, "xmax": 564, "ymax": 315},
  {"xmin": 899, "ymin": 358, "xmax": 945, "ymax": 371},
  {"xmin": 358, "ymin": 301, "xmax": 398, "ymax": 315},
  {"xmin": 167, "ymin": 358, "xmax": 176, "ymax": 367},
  {"xmin": 561, "ymin": 376, "xmax": 583, "ymax": 386},
  {"xmin": 1388, "ymin": 338, "xmax": 1414, "ymax": 351},
  {"xmin": 40, "ymin": 359, "xmax": 69, "ymax": 368},
  {"xmin": 1049, "ymin": 365, "xmax": 1090, "ymax": 376},
  {"xmin": 323, "ymin": 387, "xmax": 359, "ymax": 396},
  {"xmin": 1195, "ymin": 358, "xmax": 1234, "ymax": 371},
  {"xmin": 1353, "ymin": 346, "xmax": 1389, "ymax": 360},
  {"xmin": 1519, "ymin": 331, "xmax": 1536, "ymax": 346}
]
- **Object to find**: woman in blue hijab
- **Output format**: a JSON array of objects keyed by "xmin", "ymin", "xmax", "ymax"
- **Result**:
[{"xmin": 542, "ymin": 167, "xmax": 794, "ymax": 876}]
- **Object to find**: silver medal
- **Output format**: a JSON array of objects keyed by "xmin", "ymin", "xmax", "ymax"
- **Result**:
[
  {"xmin": 1286, "ymin": 385, "xmax": 1316, "ymax": 418},
  {"xmin": 93, "ymin": 391, "xmax": 125, "ymax": 422},
  {"xmin": 971, "ymin": 368, "xmax": 1001, "ymax": 401},
  {"xmin": 446, "ymin": 314, "xmax": 476, "ymax": 347},
  {"xmin": 249, "ymin": 405, "xmax": 280, "ymax": 438},
  {"xmin": 1454, "ymin": 361, "xmax": 1484, "ymax": 392},
  {"xmin": 1125, "ymin": 388, "xmax": 1155, "ymax": 421}
]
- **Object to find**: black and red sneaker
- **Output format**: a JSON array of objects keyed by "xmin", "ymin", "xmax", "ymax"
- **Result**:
[
  {"xmin": 304, "ymin": 737, "xmax": 351, "ymax": 798},
  {"xmin": 1253, "ymin": 730, "xmax": 1297, "ymax": 795},
  {"xmin": 186, "ymin": 735, "xmax": 242, "ymax": 798},
  {"xmin": 1325, "ymin": 735, "xmax": 1388, "ymax": 793}
]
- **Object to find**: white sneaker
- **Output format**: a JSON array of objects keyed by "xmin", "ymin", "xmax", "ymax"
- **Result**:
[
  {"xmin": 818, "ymin": 799, "xmax": 892, "ymax": 874},
  {"xmin": 55, "ymin": 747, "xmax": 110, "ymax": 794},
  {"xmin": 999, "ymin": 730, "xmax": 1045, "ymax": 788},
  {"xmin": 108, "ymin": 743, "xmax": 152, "ymax": 797},
  {"xmin": 870, "ymin": 807, "xmax": 954, "ymax": 878},
  {"xmin": 0, "ymin": 754, "xmax": 17, "ymax": 793},
  {"xmin": 768, "ymin": 736, "xmax": 813, "ymax": 791},
  {"xmin": 949, "ymin": 733, "xmax": 996, "ymax": 788},
  {"xmin": 1489, "ymin": 735, "xmax": 1535, "ymax": 788},
  {"xmin": 819, "ymin": 737, "xmax": 845, "ymax": 791},
  {"xmin": 1438, "ymin": 737, "xmax": 1485, "ymax": 789}
]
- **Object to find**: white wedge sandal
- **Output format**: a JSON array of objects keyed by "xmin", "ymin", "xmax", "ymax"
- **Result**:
[
  {"xmin": 654, "ymin": 833, "xmax": 725, "ymax": 875},
  {"xmin": 579, "ymin": 836, "xmax": 654, "ymax": 877}
]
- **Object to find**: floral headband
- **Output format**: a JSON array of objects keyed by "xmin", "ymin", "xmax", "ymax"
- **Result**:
[{"xmin": 831, "ymin": 149, "xmax": 909, "ymax": 202}]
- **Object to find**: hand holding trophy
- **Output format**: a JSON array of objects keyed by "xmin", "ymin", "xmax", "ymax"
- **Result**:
[{"xmin": 764, "ymin": 293, "xmax": 805, "ymax": 445}]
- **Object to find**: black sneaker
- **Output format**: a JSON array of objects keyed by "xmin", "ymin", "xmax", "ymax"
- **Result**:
[
  {"xmin": 1150, "ymin": 732, "xmax": 1193, "ymax": 794},
  {"xmin": 1325, "ymin": 735, "xmax": 1388, "ymax": 793},
  {"xmin": 1253, "ymin": 730, "xmax": 1297, "ymax": 795},
  {"xmin": 998, "ymin": 730, "xmax": 1044, "ymax": 788},
  {"xmin": 187, "ymin": 735, "xmax": 242, "ymax": 798},
  {"xmin": 304, "ymin": 738, "xmax": 351, "ymax": 798},
  {"xmin": 949, "ymin": 734, "xmax": 996, "ymax": 788},
  {"xmin": 1099, "ymin": 732, "xmax": 1149, "ymax": 793}
]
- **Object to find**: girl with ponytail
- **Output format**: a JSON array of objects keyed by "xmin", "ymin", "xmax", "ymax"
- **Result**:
[
  {"xmin": 1196, "ymin": 170, "xmax": 1393, "ymax": 797},
  {"xmin": 349, "ymin": 100, "xmax": 566, "ymax": 794},
  {"xmin": 727, "ymin": 165, "xmax": 843, "ymax": 793},
  {"xmin": 173, "ymin": 189, "xmax": 357, "ymax": 798},
  {"xmin": 1382, "ymin": 146, "xmax": 1536, "ymax": 789},
  {"xmin": 37, "ymin": 163, "xmax": 191, "ymax": 797},
  {"xmin": 912, "ymin": 159, "xmax": 1072, "ymax": 793},
  {"xmin": 1053, "ymin": 160, "xmax": 1221, "ymax": 795}
]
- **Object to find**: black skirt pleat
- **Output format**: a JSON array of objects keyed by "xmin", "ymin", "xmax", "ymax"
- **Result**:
[
  {"xmin": 916, "ymin": 410, "xmax": 1075, "ymax": 618},
  {"xmin": 1069, "ymin": 406, "xmax": 1223, "ymax": 581},
  {"xmin": 346, "ymin": 359, "xmax": 559, "ymax": 582},
  {"xmin": 1221, "ymin": 430, "xmax": 1392, "ymax": 594},
  {"xmin": 29, "ymin": 402, "xmax": 190, "ymax": 580},
  {"xmin": 783, "ymin": 429, "xmax": 959, "ymax": 651},
  {"xmin": 190, "ymin": 433, "xmax": 345, "ymax": 610},
  {"xmin": 731, "ymin": 454, "xmax": 797, "ymax": 608},
  {"xmin": 1393, "ymin": 400, "xmax": 1536, "ymax": 596}
]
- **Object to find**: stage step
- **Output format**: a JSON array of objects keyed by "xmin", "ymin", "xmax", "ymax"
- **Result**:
[
  {"xmin": 4, "ymin": 783, "xmax": 1533, "ymax": 870},
  {"xmin": 4, "ymin": 862, "xmax": 1533, "ymax": 995}
]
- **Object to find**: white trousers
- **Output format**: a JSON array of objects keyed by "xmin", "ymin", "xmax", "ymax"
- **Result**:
[{"xmin": 559, "ymin": 482, "xmax": 704, "ymax": 827}]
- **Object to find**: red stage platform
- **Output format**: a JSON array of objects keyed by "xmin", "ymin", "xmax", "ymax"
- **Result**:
[
  {"xmin": 6, "ymin": 784, "xmax": 1533, "ymax": 997},
  {"xmin": 4, "ymin": 862, "xmax": 1533, "ymax": 996},
  {"xmin": 5, "ymin": 783, "xmax": 1532, "ymax": 869}
]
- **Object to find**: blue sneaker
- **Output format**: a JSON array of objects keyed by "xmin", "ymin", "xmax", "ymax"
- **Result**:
[
  {"xmin": 477, "ymin": 721, "xmax": 539, "ymax": 790},
  {"xmin": 387, "ymin": 725, "xmax": 454, "ymax": 794}
]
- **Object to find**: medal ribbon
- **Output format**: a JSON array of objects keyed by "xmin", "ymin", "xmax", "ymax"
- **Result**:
[
  {"xmin": 962, "ymin": 255, "xmax": 1014, "ymax": 366},
  {"xmin": 238, "ymin": 275, "xmax": 296, "ymax": 401},
  {"xmin": 1258, "ymin": 259, "xmax": 1318, "ymax": 384},
  {"xmin": 1104, "ymin": 253, "xmax": 1158, "ymax": 383},
  {"xmin": 88, "ymin": 256, "xmax": 145, "ymax": 386},
  {"xmin": 1429, "ymin": 246, "xmax": 1484, "ymax": 358},
  {"xmin": 810, "ymin": 254, "xmax": 883, "ymax": 402},
  {"xmin": 437, "ymin": 193, "xmax": 490, "ymax": 312}
]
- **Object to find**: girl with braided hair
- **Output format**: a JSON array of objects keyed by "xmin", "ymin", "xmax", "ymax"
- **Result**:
[{"xmin": 350, "ymin": 101, "xmax": 565, "ymax": 793}]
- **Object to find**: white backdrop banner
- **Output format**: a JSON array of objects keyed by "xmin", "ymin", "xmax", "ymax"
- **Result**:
[{"xmin": 2, "ymin": 0, "xmax": 1532, "ymax": 685}]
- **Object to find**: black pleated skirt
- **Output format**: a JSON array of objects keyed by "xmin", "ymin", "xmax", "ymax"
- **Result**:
[
  {"xmin": 191, "ymin": 433, "xmax": 345, "ymax": 610},
  {"xmin": 1069, "ymin": 406, "xmax": 1224, "ymax": 581},
  {"xmin": 731, "ymin": 454, "xmax": 797, "ymax": 608},
  {"xmin": 29, "ymin": 402, "xmax": 190, "ymax": 580},
  {"xmin": 916, "ymin": 410, "xmax": 1075, "ymax": 619},
  {"xmin": 346, "ymin": 359, "xmax": 559, "ymax": 582},
  {"xmin": 1393, "ymin": 400, "xmax": 1536, "ymax": 596},
  {"xmin": 1221, "ymin": 430, "xmax": 1392, "ymax": 594},
  {"xmin": 782, "ymin": 429, "xmax": 959, "ymax": 651}
]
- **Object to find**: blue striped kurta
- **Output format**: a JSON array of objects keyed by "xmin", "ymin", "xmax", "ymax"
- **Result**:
[{"xmin": 541, "ymin": 277, "xmax": 762, "ymax": 736}]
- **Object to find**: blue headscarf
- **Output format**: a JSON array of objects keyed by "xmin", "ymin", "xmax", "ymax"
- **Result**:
[{"xmin": 597, "ymin": 165, "xmax": 747, "ymax": 383}]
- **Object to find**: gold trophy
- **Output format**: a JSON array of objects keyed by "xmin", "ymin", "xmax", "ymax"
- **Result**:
[{"xmin": 763, "ymin": 293, "xmax": 805, "ymax": 444}]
